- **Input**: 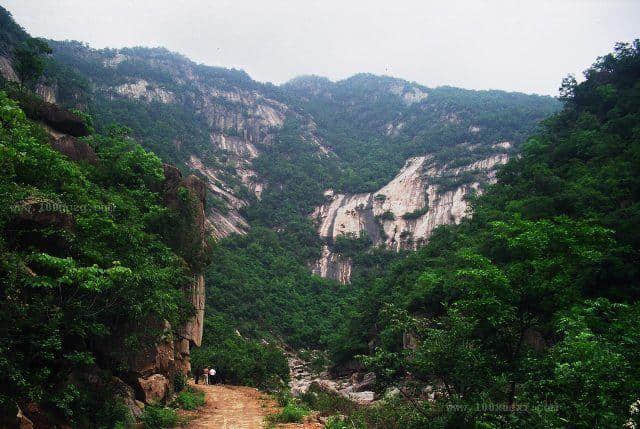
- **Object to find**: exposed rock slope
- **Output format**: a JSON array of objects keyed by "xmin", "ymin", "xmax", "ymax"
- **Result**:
[
  {"xmin": 312, "ymin": 148, "xmax": 510, "ymax": 283},
  {"xmin": 42, "ymin": 41, "xmax": 558, "ymax": 267}
]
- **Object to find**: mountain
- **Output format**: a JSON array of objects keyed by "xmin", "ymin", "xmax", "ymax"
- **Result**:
[
  {"xmin": 328, "ymin": 40, "xmax": 640, "ymax": 428},
  {"xmin": 2, "ymin": 4, "xmax": 640, "ymax": 428},
  {"xmin": 21, "ymin": 39, "xmax": 560, "ymax": 285}
]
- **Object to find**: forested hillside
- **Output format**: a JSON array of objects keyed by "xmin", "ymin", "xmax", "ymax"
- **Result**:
[
  {"xmin": 15, "ymin": 21, "xmax": 560, "ymax": 346},
  {"xmin": 324, "ymin": 41, "xmax": 640, "ymax": 428},
  {"xmin": 4, "ymin": 5, "xmax": 638, "ymax": 428},
  {"xmin": 0, "ymin": 9, "xmax": 215, "ymax": 426},
  {"xmin": 0, "ymin": 88, "xmax": 208, "ymax": 426}
]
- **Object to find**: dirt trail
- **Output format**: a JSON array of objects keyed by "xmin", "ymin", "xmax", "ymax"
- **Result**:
[{"xmin": 183, "ymin": 382, "xmax": 322, "ymax": 429}]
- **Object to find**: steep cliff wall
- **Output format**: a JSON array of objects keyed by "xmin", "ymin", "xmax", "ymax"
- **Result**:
[
  {"xmin": 312, "ymin": 148, "xmax": 510, "ymax": 283},
  {"xmin": 19, "ymin": 94, "xmax": 210, "ymax": 422}
]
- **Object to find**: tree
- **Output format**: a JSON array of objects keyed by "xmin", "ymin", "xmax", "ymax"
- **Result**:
[{"xmin": 14, "ymin": 37, "xmax": 52, "ymax": 87}]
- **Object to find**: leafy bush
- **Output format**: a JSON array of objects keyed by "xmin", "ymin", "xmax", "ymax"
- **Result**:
[
  {"xmin": 268, "ymin": 401, "xmax": 309, "ymax": 423},
  {"xmin": 139, "ymin": 405, "xmax": 180, "ymax": 429},
  {"xmin": 401, "ymin": 207, "xmax": 428, "ymax": 220},
  {"xmin": 299, "ymin": 383, "xmax": 359, "ymax": 416},
  {"xmin": 173, "ymin": 373, "xmax": 187, "ymax": 393},
  {"xmin": 333, "ymin": 232, "xmax": 373, "ymax": 257},
  {"xmin": 173, "ymin": 388, "xmax": 205, "ymax": 410},
  {"xmin": 377, "ymin": 210, "xmax": 395, "ymax": 221}
]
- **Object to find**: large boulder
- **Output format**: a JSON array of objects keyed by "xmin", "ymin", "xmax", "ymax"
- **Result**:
[
  {"xmin": 10, "ymin": 197, "xmax": 75, "ymax": 231},
  {"xmin": 17, "ymin": 95, "xmax": 90, "ymax": 137},
  {"xmin": 349, "ymin": 372, "xmax": 376, "ymax": 392},
  {"xmin": 50, "ymin": 135, "xmax": 98, "ymax": 165},
  {"xmin": 180, "ymin": 274, "xmax": 205, "ymax": 347},
  {"xmin": 126, "ymin": 320, "xmax": 176, "ymax": 377},
  {"xmin": 6, "ymin": 197, "xmax": 75, "ymax": 253},
  {"xmin": 137, "ymin": 374, "xmax": 170, "ymax": 404},
  {"xmin": 112, "ymin": 377, "xmax": 145, "ymax": 419}
]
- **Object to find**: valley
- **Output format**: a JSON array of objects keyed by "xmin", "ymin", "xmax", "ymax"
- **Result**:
[{"xmin": 1, "ymin": 4, "xmax": 639, "ymax": 429}]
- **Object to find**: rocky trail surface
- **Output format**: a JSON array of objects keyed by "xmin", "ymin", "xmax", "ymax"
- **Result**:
[{"xmin": 183, "ymin": 382, "xmax": 322, "ymax": 429}]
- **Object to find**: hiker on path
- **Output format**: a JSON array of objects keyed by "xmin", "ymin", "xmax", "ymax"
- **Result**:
[
  {"xmin": 203, "ymin": 367, "xmax": 209, "ymax": 385},
  {"xmin": 209, "ymin": 367, "xmax": 216, "ymax": 384}
]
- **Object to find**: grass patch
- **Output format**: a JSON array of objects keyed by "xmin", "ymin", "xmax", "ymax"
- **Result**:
[
  {"xmin": 268, "ymin": 392, "xmax": 309, "ymax": 424},
  {"xmin": 139, "ymin": 404, "xmax": 180, "ymax": 428},
  {"xmin": 172, "ymin": 387, "xmax": 205, "ymax": 410}
]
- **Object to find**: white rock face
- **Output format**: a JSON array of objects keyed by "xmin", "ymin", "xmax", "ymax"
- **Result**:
[
  {"xmin": 389, "ymin": 83, "xmax": 429, "ymax": 105},
  {"xmin": 114, "ymin": 79, "xmax": 176, "ymax": 104},
  {"xmin": 0, "ymin": 56, "xmax": 19, "ymax": 82},
  {"xmin": 312, "ymin": 245, "xmax": 352, "ymax": 284},
  {"xmin": 312, "ymin": 151, "xmax": 510, "ymax": 282},
  {"xmin": 187, "ymin": 155, "xmax": 249, "ymax": 238},
  {"xmin": 103, "ymin": 53, "xmax": 127, "ymax": 68},
  {"xmin": 35, "ymin": 83, "xmax": 57, "ymax": 103}
]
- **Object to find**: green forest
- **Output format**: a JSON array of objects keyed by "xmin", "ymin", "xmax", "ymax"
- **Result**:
[{"xmin": 1, "ymin": 4, "xmax": 640, "ymax": 428}]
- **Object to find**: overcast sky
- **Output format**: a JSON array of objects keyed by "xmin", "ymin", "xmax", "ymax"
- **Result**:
[{"xmin": 2, "ymin": 0, "xmax": 639, "ymax": 95}]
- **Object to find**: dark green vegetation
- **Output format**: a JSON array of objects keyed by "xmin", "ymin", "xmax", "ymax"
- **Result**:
[
  {"xmin": 0, "ymin": 88, "xmax": 194, "ymax": 425},
  {"xmin": 325, "ymin": 41, "xmax": 640, "ymax": 427},
  {"xmin": 281, "ymin": 74, "xmax": 559, "ymax": 194},
  {"xmin": 190, "ymin": 314, "xmax": 289, "ymax": 389},
  {"xmin": 172, "ymin": 388, "xmax": 205, "ymax": 411},
  {"xmin": 0, "ymin": 10, "xmax": 210, "ymax": 425},
  {"xmin": 204, "ymin": 227, "xmax": 353, "ymax": 348},
  {"xmin": 3, "ymin": 5, "xmax": 638, "ymax": 428},
  {"xmin": 21, "ymin": 10, "xmax": 558, "ymax": 353},
  {"xmin": 268, "ymin": 391, "xmax": 310, "ymax": 425}
]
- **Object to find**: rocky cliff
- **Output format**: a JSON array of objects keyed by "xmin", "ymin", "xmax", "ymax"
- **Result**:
[
  {"xmin": 40, "ymin": 40, "xmax": 559, "ymax": 286},
  {"xmin": 312, "ymin": 146, "xmax": 511, "ymax": 283},
  {"xmin": 17, "ymin": 92, "xmax": 209, "ymax": 423}
]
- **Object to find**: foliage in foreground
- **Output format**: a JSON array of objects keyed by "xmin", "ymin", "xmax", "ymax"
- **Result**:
[
  {"xmin": 0, "ymin": 88, "xmax": 194, "ymax": 423},
  {"xmin": 172, "ymin": 387, "xmax": 205, "ymax": 411},
  {"xmin": 267, "ymin": 397, "xmax": 309, "ymax": 424},
  {"xmin": 139, "ymin": 405, "xmax": 180, "ymax": 429}
]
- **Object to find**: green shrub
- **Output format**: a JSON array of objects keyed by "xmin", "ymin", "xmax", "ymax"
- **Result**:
[
  {"xmin": 333, "ymin": 232, "xmax": 372, "ymax": 257},
  {"xmin": 325, "ymin": 415, "xmax": 350, "ymax": 429},
  {"xmin": 377, "ymin": 210, "xmax": 395, "ymax": 221},
  {"xmin": 173, "ymin": 373, "xmax": 187, "ymax": 393},
  {"xmin": 401, "ymin": 207, "xmax": 428, "ymax": 220},
  {"xmin": 139, "ymin": 405, "xmax": 180, "ymax": 429},
  {"xmin": 299, "ymin": 383, "xmax": 358, "ymax": 416},
  {"xmin": 173, "ymin": 388, "xmax": 205, "ymax": 410},
  {"xmin": 269, "ymin": 401, "xmax": 309, "ymax": 423}
]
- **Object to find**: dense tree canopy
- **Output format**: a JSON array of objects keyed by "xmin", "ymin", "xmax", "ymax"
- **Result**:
[{"xmin": 331, "ymin": 40, "xmax": 640, "ymax": 428}]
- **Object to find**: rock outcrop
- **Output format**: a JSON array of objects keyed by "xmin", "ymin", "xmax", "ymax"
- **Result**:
[
  {"xmin": 288, "ymin": 353, "xmax": 376, "ymax": 404},
  {"xmin": 312, "ymin": 151, "xmax": 510, "ymax": 283},
  {"xmin": 137, "ymin": 374, "xmax": 171, "ymax": 404},
  {"xmin": 0, "ymin": 55, "xmax": 19, "ymax": 82},
  {"xmin": 26, "ymin": 100, "xmax": 90, "ymax": 137},
  {"xmin": 311, "ymin": 245, "xmax": 352, "ymax": 285},
  {"xmin": 50, "ymin": 135, "xmax": 98, "ymax": 165}
]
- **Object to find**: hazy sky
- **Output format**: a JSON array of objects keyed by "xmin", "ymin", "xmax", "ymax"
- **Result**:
[{"xmin": 3, "ymin": 0, "xmax": 639, "ymax": 95}]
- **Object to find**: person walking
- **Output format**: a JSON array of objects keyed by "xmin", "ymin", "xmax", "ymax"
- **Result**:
[
  {"xmin": 203, "ymin": 367, "xmax": 209, "ymax": 385},
  {"xmin": 209, "ymin": 367, "xmax": 216, "ymax": 384}
]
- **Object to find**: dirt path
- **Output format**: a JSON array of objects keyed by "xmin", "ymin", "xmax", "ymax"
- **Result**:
[{"xmin": 183, "ymin": 383, "xmax": 322, "ymax": 429}]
